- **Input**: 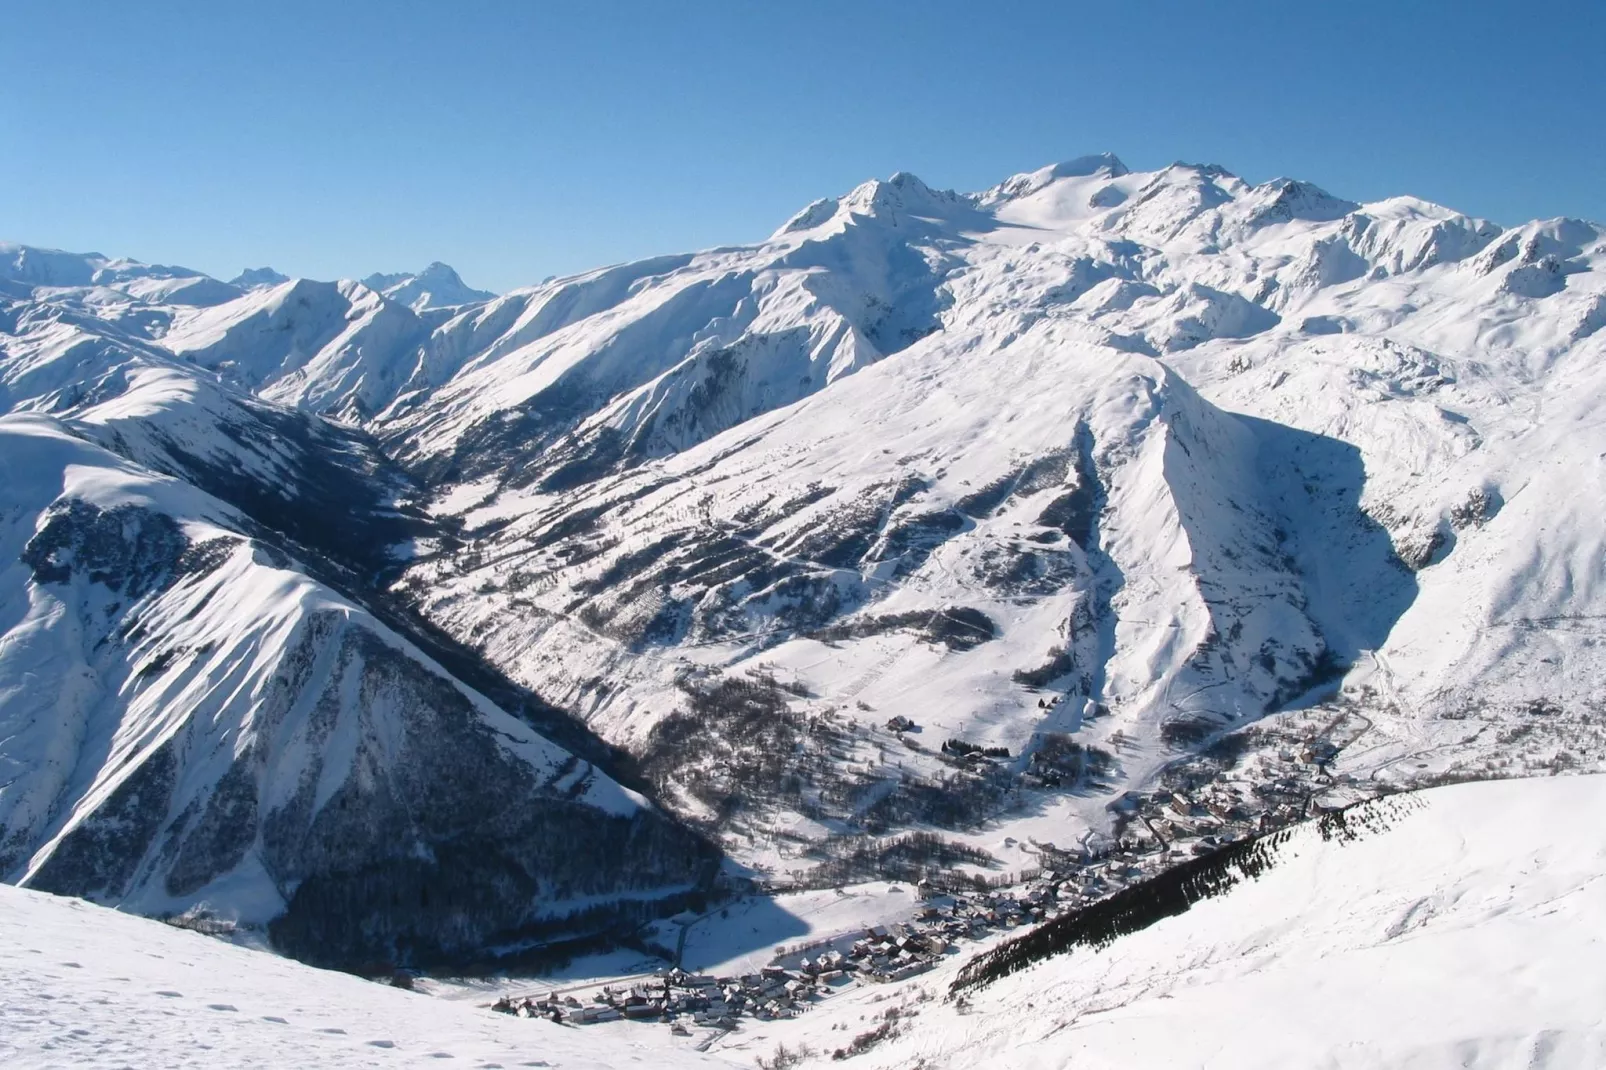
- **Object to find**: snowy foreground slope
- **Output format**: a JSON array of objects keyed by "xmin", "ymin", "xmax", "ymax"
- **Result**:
[
  {"xmin": 701, "ymin": 775, "xmax": 1606, "ymax": 1070},
  {"xmin": 0, "ymin": 881, "xmax": 720, "ymax": 1070},
  {"xmin": 2, "ymin": 775, "xmax": 1599, "ymax": 1069}
]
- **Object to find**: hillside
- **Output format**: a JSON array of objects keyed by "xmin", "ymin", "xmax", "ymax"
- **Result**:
[
  {"xmin": 0, "ymin": 881, "xmax": 724, "ymax": 1069},
  {"xmin": 710, "ymin": 775, "xmax": 1606, "ymax": 1069},
  {"xmin": 4, "ymin": 775, "xmax": 1599, "ymax": 1068}
]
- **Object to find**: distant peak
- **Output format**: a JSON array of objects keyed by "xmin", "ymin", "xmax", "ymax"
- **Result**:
[
  {"xmin": 415, "ymin": 261, "xmax": 466, "ymax": 282},
  {"xmin": 1048, "ymin": 153, "xmax": 1130, "ymax": 179},
  {"xmin": 231, "ymin": 266, "xmax": 290, "ymax": 289},
  {"xmin": 840, "ymin": 171, "xmax": 962, "ymax": 220},
  {"xmin": 981, "ymin": 153, "xmax": 1130, "ymax": 204},
  {"xmin": 361, "ymin": 262, "xmax": 494, "ymax": 310},
  {"xmin": 886, "ymin": 171, "xmax": 932, "ymax": 191},
  {"xmin": 1169, "ymin": 161, "xmax": 1236, "ymax": 179},
  {"xmin": 1244, "ymin": 178, "xmax": 1359, "ymax": 226}
]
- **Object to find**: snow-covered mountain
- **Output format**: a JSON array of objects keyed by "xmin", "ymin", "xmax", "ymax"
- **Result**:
[
  {"xmin": 0, "ymin": 252, "xmax": 716, "ymax": 968},
  {"xmin": 364, "ymin": 153, "xmax": 1605, "ymax": 866},
  {"xmin": 1, "ymin": 241, "xmax": 242, "ymax": 307},
  {"xmin": 3, "ymin": 151, "xmax": 1605, "ymax": 958},
  {"xmin": 0, "ymin": 410, "xmax": 715, "ymax": 968},
  {"xmin": 362, "ymin": 262, "xmax": 496, "ymax": 312},
  {"xmin": 231, "ymin": 266, "xmax": 291, "ymax": 289}
]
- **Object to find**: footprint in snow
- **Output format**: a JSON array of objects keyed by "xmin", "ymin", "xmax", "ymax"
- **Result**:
[
  {"xmin": 262, "ymin": 1016, "xmax": 288, "ymax": 1024},
  {"xmin": 427, "ymin": 1055, "xmax": 454, "ymax": 1060},
  {"xmin": 155, "ymin": 991, "xmax": 182, "ymax": 998},
  {"xmin": 61, "ymin": 962, "xmax": 82, "ymax": 968},
  {"xmin": 318, "ymin": 1027, "xmax": 346, "ymax": 1035},
  {"xmin": 368, "ymin": 1040, "xmax": 396, "ymax": 1049},
  {"xmin": 207, "ymin": 1004, "xmax": 237, "ymax": 1012}
]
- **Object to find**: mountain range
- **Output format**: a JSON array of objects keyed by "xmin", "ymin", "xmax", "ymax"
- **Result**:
[{"xmin": 2, "ymin": 152, "xmax": 1603, "ymax": 968}]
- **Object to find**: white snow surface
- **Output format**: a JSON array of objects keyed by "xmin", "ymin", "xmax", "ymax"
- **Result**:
[
  {"xmin": 3, "ymin": 775, "xmax": 1599, "ymax": 1068},
  {"xmin": 712, "ymin": 775, "xmax": 1606, "ymax": 1070},
  {"xmin": 5, "ymin": 150, "xmax": 1606, "ymax": 885},
  {"xmin": 0, "ymin": 882, "xmax": 722, "ymax": 1070}
]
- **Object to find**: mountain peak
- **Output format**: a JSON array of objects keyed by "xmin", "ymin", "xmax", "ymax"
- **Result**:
[
  {"xmin": 981, "ymin": 153, "xmax": 1130, "ymax": 204},
  {"xmin": 1049, "ymin": 152, "xmax": 1129, "ymax": 179},
  {"xmin": 1244, "ymin": 178, "xmax": 1359, "ymax": 226},
  {"xmin": 230, "ymin": 266, "xmax": 290, "ymax": 289},
  {"xmin": 360, "ymin": 262, "xmax": 494, "ymax": 311}
]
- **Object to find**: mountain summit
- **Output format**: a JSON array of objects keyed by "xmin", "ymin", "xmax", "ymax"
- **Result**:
[{"xmin": 360, "ymin": 261, "xmax": 495, "ymax": 311}]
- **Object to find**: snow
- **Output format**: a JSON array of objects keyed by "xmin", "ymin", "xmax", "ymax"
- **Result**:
[
  {"xmin": 347, "ymin": 152, "xmax": 1606, "ymax": 875},
  {"xmin": 363, "ymin": 263, "xmax": 496, "ymax": 312},
  {"xmin": 674, "ymin": 882, "xmax": 925, "ymax": 977},
  {"xmin": 0, "ymin": 882, "xmax": 725, "ymax": 1070},
  {"xmin": 4, "ymin": 150, "xmax": 1606, "ymax": 976},
  {"xmin": 5, "ymin": 775, "xmax": 1599, "ymax": 1069},
  {"xmin": 712, "ymin": 775, "xmax": 1606, "ymax": 1069}
]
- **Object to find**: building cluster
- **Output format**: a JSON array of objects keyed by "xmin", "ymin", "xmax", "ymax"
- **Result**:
[
  {"xmin": 488, "ymin": 874, "xmax": 1149, "ymax": 1034},
  {"xmin": 490, "ymin": 712, "xmax": 1382, "ymax": 1036},
  {"xmin": 492, "ymin": 964, "xmax": 828, "ymax": 1030}
]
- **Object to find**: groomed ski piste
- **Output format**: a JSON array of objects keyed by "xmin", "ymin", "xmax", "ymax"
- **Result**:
[{"xmin": 4, "ymin": 774, "xmax": 1602, "ymax": 1068}]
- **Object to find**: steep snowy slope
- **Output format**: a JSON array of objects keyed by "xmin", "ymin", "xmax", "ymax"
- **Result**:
[
  {"xmin": 0, "ymin": 882, "xmax": 726, "ymax": 1070},
  {"xmin": 710, "ymin": 775, "xmax": 1606, "ymax": 1070},
  {"xmin": 0, "ymin": 413, "xmax": 715, "ymax": 969}
]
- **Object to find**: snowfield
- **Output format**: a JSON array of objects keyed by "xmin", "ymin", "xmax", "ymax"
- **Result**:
[
  {"xmin": 0, "ymin": 882, "xmax": 722, "ymax": 1070},
  {"xmin": 2, "ymin": 774, "xmax": 1600, "ymax": 1068},
  {"xmin": 706, "ymin": 775, "xmax": 1606, "ymax": 1070}
]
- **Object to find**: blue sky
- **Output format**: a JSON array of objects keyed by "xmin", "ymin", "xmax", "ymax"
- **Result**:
[{"xmin": 4, "ymin": 0, "xmax": 1602, "ymax": 292}]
